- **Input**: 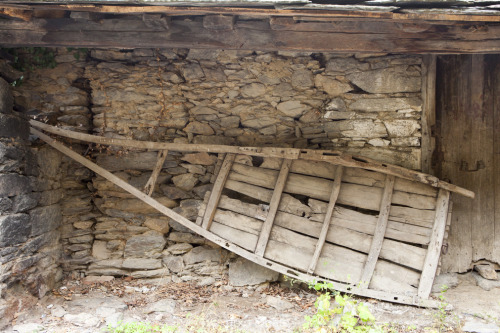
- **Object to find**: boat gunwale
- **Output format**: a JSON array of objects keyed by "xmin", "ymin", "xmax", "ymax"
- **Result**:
[{"xmin": 29, "ymin": 119, "xmax": 474, "ymax": 198}]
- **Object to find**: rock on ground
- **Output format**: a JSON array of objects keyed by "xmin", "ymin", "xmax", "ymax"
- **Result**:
[{"xmin": 229, "ymin": 257, "xmax": 279, "ymax": 286}]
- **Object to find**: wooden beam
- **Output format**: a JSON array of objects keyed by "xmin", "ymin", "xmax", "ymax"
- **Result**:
[
  {"xmin": 201, "ymin": 153, "xmax": 236, "ymax": 230},
  {"xmin": 29, "ymin": 120, "xmax": 475, "ymax": 198},
  {"xmin": 421, "ymin": 55, "xmax": 437, "ymax": 174},
  {"xmin": 2, "ymin": 3, "xmax": 500, "ymax": 23},
  {"xmin": 360, "ymin": 175, "xmax": 395, "ymax": 287},
  {"xmin": 143, "ymin": 149, "xmax": 168, "ymax": 196},
  {"xmin": 254, "ymin": 159, "xmax": 292, "ymax": 257},
  {"xmin": 308, "ymin": 166, "xmax": 343, "ymax": 274},
  {"xmin": 418, "ymin": 189, "xmax": 450, "ymax": 298},
  {"xmin": 0, "ymin": 15, "xmax": 499, "ymax": 53}
]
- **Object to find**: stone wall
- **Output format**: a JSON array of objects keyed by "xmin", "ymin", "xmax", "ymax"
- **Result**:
[
  {"xmin": 4, "ymin": 48, "xmax": 425, "ymax": 291},
  {"xmin": 0, "ymin": 69, "xmax": 64, "ymax": 326}
]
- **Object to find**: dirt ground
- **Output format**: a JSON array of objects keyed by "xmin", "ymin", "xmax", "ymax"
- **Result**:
[{"xmin": 4, "ymin": 272, "xmax": 500, "ymax": 333}]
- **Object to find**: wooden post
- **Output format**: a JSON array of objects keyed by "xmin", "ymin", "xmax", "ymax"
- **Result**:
[
  {"xmin": 418, "ymin": 189, "xmax": 450, "ymax": 298},
  {"xmin": 308, "ymin": 166, "xmax": 343, "ymax": 274},
  {"xmin": 421, "ymin": 55, "xmax": 437, "ymax": 174},
  {"xmin": 254, "ymin": 159, "xmax": 292, "ymax": 257},
  {"xmin": 360, "ymin": 175, "xmax": 395, "ymax": 287},
  {"xmin": 201, "ymin": 153, "xmax": 236, "ymax": 230},
  {"xmin": 143, "ymin": 149, "xmax": 168, "ymax": 196}
]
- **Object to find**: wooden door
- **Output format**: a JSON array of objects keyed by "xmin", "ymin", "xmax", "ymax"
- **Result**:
[{"xmin": 435, "ymin": 54, "xmax": 500, "ymax": 273}]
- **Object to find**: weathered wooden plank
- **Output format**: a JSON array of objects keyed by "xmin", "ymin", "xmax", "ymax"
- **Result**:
[
  {"xmin": 31, "ymin": 126, "xmax": 439, "ymax": 307},
  {"xmin": 418, "ymin": 189, "xmax": 450, "ymax": 298},
  {"xmin": 201, "ymin": 153, "xmax": 235, "ymax": 230},
  {"xmin": 493, "ymin": 54, "xmax": 500, "ymax": 266},
  {"xmin": 267, "ymin": 225, "xmax": 420, "ymax": 292},
  {"xmin": 213, "ymin": 196, "xmax": 426, "ymax": 270},
  {"xmin": 224, "ymin": 180, "xmax": 431, "ymax": 244},
  {"xmin": 261, "ymin": 158, "xmax": 438, "ymax": 197},
  {"xmin": 308, "ymin": 166, "xmax": 343, "ymax": 274},
  {"xmin": 255, "ymin": 159, "xmax": 292, "ymax": 257},
  {"xmin": 30, "ymin": 120, "xmax": 474, "ymax": 197},
  {"xmin": 421, "ymin": 55, "xmax": 437, "ymax": 174},
  {"xmin": 360, "ymin": 175, "xmax": 395, "ymax": 287},
  {"xmin": 143, "ymin": 149, "xmax": 168, "ymax": 196},
  {"xmin": 229, "ymin": 162, "xmax": 437, "ymax": 210}
]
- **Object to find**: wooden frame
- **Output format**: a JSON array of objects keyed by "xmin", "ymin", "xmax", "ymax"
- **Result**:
[{"xmin": 30, "ymin": 123, "xmax": 472, "ymax": 307}]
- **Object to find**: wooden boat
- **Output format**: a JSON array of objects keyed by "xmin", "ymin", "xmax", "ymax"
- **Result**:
[{"xmin": 29, "ymin": 120, "xmax": 474, "ymax": 308}]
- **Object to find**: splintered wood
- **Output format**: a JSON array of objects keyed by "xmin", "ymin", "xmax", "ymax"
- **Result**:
[{"xmin": 199, "ymin": 155, "xmax": 448, "ymax": 301}]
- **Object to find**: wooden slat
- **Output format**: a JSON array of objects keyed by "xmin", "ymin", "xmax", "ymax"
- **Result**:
[
  {"xmin": 254, "ymin": 159, "xmax": 292, "ymax": 257},
  {"xmin": 30, "ymin": 120, "xmax": 474, "ymax": 198},
  {"xmin": 308, "ymin": 166, "xmax": 343, "ymax": 273},
  {"xmin": 201, "ymin": 153, "xmax": 235, "ymax": 230},
  {"xmin": 30, "ymin": 126, "xmax": 441, "ymax": 308},
  {"xmin": 418, "ymin": 189, "xmax": 450, "ymax": 298},
  {"xmin": 360, "ymin": 175, "xmax": 395, "ymax": 287},
  {"xmin": 143, "ymin": 149, "xmax": 168, "ymax": 196}
]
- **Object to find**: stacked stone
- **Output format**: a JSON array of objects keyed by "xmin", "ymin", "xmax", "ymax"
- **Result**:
[
  {"xmin": 88, "ymin": 49, "xmax": 423, "ymax": 169},
  {"xmin": 0, "ymin": 71, "xmax": 64, "ymax": 329},
  {"xmin": 82, "ymin": 49, "xmax": 424, "ymax": 284},
  {"xmin": 12, "ymin": 49, "xmax": 96, "ymax": 277}
]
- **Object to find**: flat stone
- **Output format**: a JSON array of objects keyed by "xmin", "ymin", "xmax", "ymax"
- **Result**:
[
  {"xmin": 122, "ymin": 258, "xmax": 162, "ymax": 270},
  {"xmin": 384, "ymin": 119, "xmax": 420, "ymax": 137},
  {"xmin": 143, "ymin": 299, "xmax": 176, "ymax": 314},
  {"xmin": 163, "ymin": 256, "xmax": 184, "ymax": 273},
  {"xmin": 168, "ymin": 231, "xmax": 205, "ymax": 244},
  {"xmin": 82, "ymin": 275, "xmax": 115, "ymax": 285},
  {"xmin": 144, "ymin": 217, "xmax": 170, "ymax": 234},
  {"xmin": 431, "ymin": 273, "xmax": 459, "ymax": 293},
  {"xmin": 0, "ymin": 114, "xmax": 29, "ymax": 139},
  {"xmin": 325, "ymin": 97, "xmax": 347, "ymax": 112},
  {"xmin": 105, "ymin": 312, "xmax": 124, "ymax": 329},
  {"xmin": 166, "ymin": 242, "xmax": 193, "ymax": 255},
  {"xmin": 346, "ymin": 66, "xmax": 421, "ymax": 93},
  {"xmin": 266, "ymin": 296, "xmax": 294, "ymax": 311},
  {"xmin": 241, "ymin": 117, "xmax": 278, "ymax": 130},
  {"xmin": 74, "ymin": 221, "xmax": 94, "ymax": 229},
  {"xmin": 472, "ymin": 272, "xmax": 500, "ymax": 291},
  {"xmin": 241, "ymin": 83, "xmax": 266, "ymax": 97},
  {"xmin": 172, "ymin": 173, "xmax": 199, "ymax": 192},
  {"xmin": 12, "ymin": 323, "xmax": 44, "ymax": 333},
  {"xmin": 391, "ymin": 137, "xmax": 420, "ymax": 147},
  {"xmin": 462, "ymin": 318, "xmax": 499, "ymax": 333},
  {"xmin": 474, "ymin": 264, "xmax": 498, "ymax": 280},
  {"xmin": 368, "ymin": 138, "xmax": 390, "ymax": 147},
  {"xmin": 50, "ymin": 305, "xmax": 67, "ymax": 318},
  {"xmin": 314, "ymin": 75, "xmax": 352, "ymax": 96},
  {"xmin": 63, "ymin": 312, "xmax": 100, "ymax": 328},
  {"xmin": 292, "ymin": 69, "xmax": 314, "ymax": 90},
  {"xmin": 277, "ymin": 101, "xmax": 309, "ymax": 118},
  {"xmin": 0, "ymin": 213, "xmax": 30, "ymax": 247},
  {"xmin": 124, "ymin": 231, "xmax": 167, "ymax": 257},
  {"xmin": 131, "ymin": 268, "xmax": 170, "ymax": 279},
  {"xmin": 349, "ymin": 97, "xmax": 421, "ymax": 112},
  {"xmin": 181, "ymin": 163, "xmax": 206, "ymax": 175},
  {"xmin": 183, "ymin": 121, "xmax": 214, "ymax": 135},
  {"xmin": 325, "ymin": 120, "xmax": 387, "ymax": 138},
  {"xmin": 183, "ymin": 245, "xmax": 224, "ymax": 265},
  {"xmin": 0, "ymin": 77, "xmax": 13, "ymax": 114},
  {"xmin": 229, "ymin": 258, "xmax": 279, "ymax": 286},
  {"xmin": 160, "ymin": 185, "xmax": 191, "ymax": 200},
  {"xmin": 0, "ymin": 174, "xmax": 31, "ymax": 197},
  {"xmin": 181, "ymin": 152, "xmax": 217, "ymax": 166}
]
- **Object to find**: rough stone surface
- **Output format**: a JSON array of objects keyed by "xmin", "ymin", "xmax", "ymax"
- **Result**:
[
  {"xmin": 122, "ymin": 258, "xmax": 162, "ymax": 270},
  {"xmin": 266, "ymin": 295, "xmax": 294, "ymax": 310},
  {"xmin": 0, "ymin": 174, "xmax": 31, "ymax": 197},
  {"xmin": 11, "ymin": 322, "xmax": 45, "ymax": 333},
  {"xmin": 29, "ymin": 205, "xmax": 62, "ymax": 237},
  {"xmin": 462, "ymin": 318, "xmax": 500, "ymax": 333},
  {"xmin": 144, "ymin": 299, "xmax": 176, "ymax": 314},
  {"xmin": 432, "ymin": 273, "xmax": 459, "ymax": 293},
  {"xmin": 183, "ymin": 246, "xmax": 225, "ymax": 265},
  {"xmin": 472, "ymin": 272, "xmax": 500, "ymax": 291},
  {"xmin": 0, "ymin": 214, "xmax": 31, "ymax": 247},
  {"xmin": 346, "ymin": 66, "xmax": 421, "ymax": 93},
  {"xmin": 63, "ymin": 312, "xmax": 100, "ymax": 327},
  {"xmin": 0, "ymin": 114, "xmax": 29, "ymax": 139},
  {"xmin": 124, "ymin": 231, "xmax": 167, "ymax": 258},
  {"xmin": 229, "ymin": 258, "xmax": 279, "ymax": 286}
]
